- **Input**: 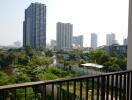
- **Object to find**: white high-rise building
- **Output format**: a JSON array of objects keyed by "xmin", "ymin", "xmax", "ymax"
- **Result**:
[
  {"xmin": 50, "ymin": 40, "xmax": 56, "ymax": 48},
  {"xmin": 91, "ymin": 33, "xmax": 97, "ymax": 49},
  {"xmin": 14, "ymin": 41, "xmax": 22, "ymax": 48},
  {"xmin": 72, "ymin": 35, "xmax": 83, "ymax": 48},
  {"xmin": 56, "ymin": 22, "xmax": 73, "ymax": 50},
  {"xmin": 106, "ymin": 33, "xmax": 116, "ymax": 46},
  {"xmin": 123, "ymin": 38, "xmax": 128, "ymax": 45}
]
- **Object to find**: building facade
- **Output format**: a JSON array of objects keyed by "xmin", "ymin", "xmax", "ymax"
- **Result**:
[
  {"xmin": 106, "ymin": 33, "xmax": 116, "ymax": 46},
  {"xmin": 56, "ymin": 22, "xmax": 73, "ymax": 50},
  {"xmin": 23, "ymin": 3, "xmax": 46, "ymax": 49},
  {"xmin": 103, "ymin": 44, "xmax": 127, "ymax": 57},
  {"xmin": 91, "ymin": 33, "xmax": 97, "ymax": 49},
  {"xmin": 72, "ymin": 35, "xmax": 83, "ymax": 48}
]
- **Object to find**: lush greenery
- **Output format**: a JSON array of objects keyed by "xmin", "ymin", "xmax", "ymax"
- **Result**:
[
  {"xmin": 0, "ymin": 47, "xmax": 127, "ymax": 100},
  {"xmin": 0, "ymin": 47, "xmax": 80, "ymax": 85},
  {"xmin": 57, "ymin": 49, "xmax": 127, "ymax": 72},
  {"xmin": 0, "ymin": 47, "xmax": 127, "ymax": 85}
]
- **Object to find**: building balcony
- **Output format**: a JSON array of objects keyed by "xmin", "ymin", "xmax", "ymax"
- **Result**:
[{"xmin": 0, "ymin": 70, "xmax": 131, "ymax": 100}]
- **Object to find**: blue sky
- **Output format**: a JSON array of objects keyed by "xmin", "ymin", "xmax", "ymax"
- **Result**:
[{"xmin": 0, "ymin": 0, "xmax": 129, "ymax": 47}]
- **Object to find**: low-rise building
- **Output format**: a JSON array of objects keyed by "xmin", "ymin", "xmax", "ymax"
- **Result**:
[{"xmin": 103, "ymin": 44, "xmax": 127, "ymax": 56}]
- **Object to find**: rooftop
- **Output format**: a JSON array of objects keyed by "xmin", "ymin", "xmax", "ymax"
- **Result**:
[{"xmin": 80, "ymin": 63, "xmax": 103, "ymax": 68}]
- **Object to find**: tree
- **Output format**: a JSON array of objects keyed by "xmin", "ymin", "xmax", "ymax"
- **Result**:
[
  {"xmin": 0, "ymin": 71, "xmax": 10, "ymax": 85},
  {"xmin": 25, "ymin": 46, "xmax": 35, "ymax": 58},
  {"xmin": 79, "ymin": 59, "xmax": 85, "ymax": 67},
  {"xmin": 29, "ymin": 55, "xmax": 52, "ymax": 69},
  {"xmin": 17, "ymin": 54, "xmax": 29, "ymax": 65},
  {"xmin": 59, "ymin": 60, "xmax": 70, "ymax": 70},
  {"xmin": 45, "ymin": 49, "xmax": 53, "ymax": 57},
  {"xmin": 88, "ymin": 50, "xmax": 105, "ymax": 63},
  {"xmin": 0, "ymin": 51, "xmax": 6, "ymax": 68},
  {"xmin": 68, "ymin": 49, "xmax": 81, "ymax": 61},
  {"xmin": 6, "ymin": 52, "xmax": 17, "ymax": 66},
  {"xmin": 13, "ymin": 72, "xmax": 30, "ymax": 83},
  {"xmin": 98, "ymin": 54, "xmax": 110, "ymax": 65},
  {"xmin": 110, "ymin": 57, "xmax": 118, "ymax": 64},
  {"xmin": 117, "ymin": 57, "xmax": 127, "ymax": 70},
  {"xmin": 42, "ymin": 56, "xmax": 52, "ymax": 68},
  {"xmin": 111, "ymin": 64, "xmax": 121, "ymax": 71}
]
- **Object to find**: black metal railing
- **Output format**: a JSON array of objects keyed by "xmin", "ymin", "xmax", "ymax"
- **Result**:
[{"xmin": 0, "ymin": 70, "xmax": 132, "ymax": 100}]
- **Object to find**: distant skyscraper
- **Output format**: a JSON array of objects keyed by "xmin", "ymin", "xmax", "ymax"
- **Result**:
[
  {"xmin": 56, "ymin": 22, "xmax": 73, "ymax": 50},
  {"xmin": 50, "ymin": 39, "xmax": 56, "ymax": 48},
  {"xmin": 14, "ymin": 41, "xmax": 22, "ymax": 48},
  {"xmin": 123, "ymin": 38, "xmax": 128, "ymax": 45},
  {"xmin": 91, "ymin": 33, "xmax": 97, "ymax": 49},
  {"xmin": 23, "ymin": 3, "xmax": 46, "ymax": 49},
  {"xmin": 72, "ymin": 35, "xmax": 83, "ymax": 48},
  {"xmin": 106, "ymin": 33, "xmax": 116, "ymax": 46}
]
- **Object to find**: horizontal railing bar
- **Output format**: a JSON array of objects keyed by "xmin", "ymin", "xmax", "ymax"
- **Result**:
[
  {"xmin": 0, "ymin": 81, "xmax": 45, "ymax": 90},
  {"xmin": 0, "ymin": 70, "xmax": 131, "ymax": 90}
]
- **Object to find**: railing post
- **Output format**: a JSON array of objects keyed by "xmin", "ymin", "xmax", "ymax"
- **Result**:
[
  {"xmin": 119, "ymin": 74, "xmax": 122, "ymax": 100},
  {"xmin": 106, "ymin": 75, "xmax": 109, "ymax": 100},
  {"xmin": 34, "ymin": 86, "xmax": 37, "ymax": 100},
  {"xmin": 0, "ymin": 90, "xmax": 5, "ymax": 100},
  {"xmin": 123, "ymin": 73, "xmax": 126, "ymax": 100},
  {"xmin": 25, "ymin": 87, "xmax": 27, "ymax": 100},
  {"xmin": 59, "ymin": 83, "xmax": 62, "ymax": 100},
  {"xmin": 67, "ymin": 81, "xmax": 69, "ymax": 100},
  {"xmin": 91, "ymin": 78, "xmax": 94, "ymax": 100},
  {"xmin": 42, "ymin": 84, "xmax": 46, "ymax": 100},
  {"xmin": 127, "ymin": 72, "xmax": 130, "ymax": 100},
  {"xmin": 57, "ymin": 86, "xmax": 59, "ymax": 100},
  {"xmin": 96, "ymin": 77, "xmax": 100, "ymax": 100},
  {"xmin": 101, "ymin": 76, "xmax": 105, "ymax": 100},
  {"xmin": 115, "ymin": 74, "xmax": 118, "ymax": 100},
  {"xmin": 111, "ymin": 75, "xmax": 114, "ymax": 100},
  {"xmin": 51, "ymin": 84, "xmax": 54, "ymax": 100},
  {"xmin": 80, "ymin": 80, "xmax": 82, "ymax": 100},
  {"xmin": 86, "ymin": 79, "xmax": 89, "ymax": 100},
  {"xmin": 73, "ymin": 80, "xmax": 76, "ymax": 100}
]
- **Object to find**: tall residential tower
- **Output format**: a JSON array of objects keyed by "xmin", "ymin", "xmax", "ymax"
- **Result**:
[
  {"xmin": 23, "ymin": 3, "xmax": 46, "ymax": 48},
  {"xmin": 123, "ymin": 38, "xmax": 128, "ymax": 45},
  {"xmin": 91, "ymin": 33, "xmax": 97, "ymax": 49},
  {"xmin": 72, "ymin": 35, "xmax": 83, "ymax": 48},
  {"xmin": 106, "ymin": 33, "xmax": 116, "ymax": 46},
  {"xmin": 56, "ymin": 22, "xmax": 73, "ymax": 50}
]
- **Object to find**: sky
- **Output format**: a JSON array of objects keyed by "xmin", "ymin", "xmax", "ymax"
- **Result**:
[{"xmin": 0, "ymin": 0, "xmax": 129, "ymax": 47}]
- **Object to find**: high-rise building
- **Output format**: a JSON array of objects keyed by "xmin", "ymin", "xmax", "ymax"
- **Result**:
[
  {"xmin": 123, "ymin": 38, "xmax": 128, "ymax": 45},
  {"xmin": 72, "ymin": 35, "xmax": 83, "ymax": 48},
  {"xmin": 91, "ymin": 33, "xmax": 97, "ymax": 49},
  {"xmin": 56, "ymin": 22, "xmax": 73, "ymax": 50},
  {"xmin": 106, "ymin": 33, "xmax": 116, "ymax": 46},
  {"xmin": 23, "ymin": 3, "xmax": 46, "ymax": 49},
  {"xmin": 103, "ymin": 44, "xmax": 127, "ymax": 57},
  {"xmin": 50, "ymin": 39, "xmax": 56, "ymax": 48},
  {"xmin": 14, "ymin": 41, "xmax": 22, "ymax": 48}
]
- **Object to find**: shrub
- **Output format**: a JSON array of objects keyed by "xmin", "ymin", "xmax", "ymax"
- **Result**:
[
  {"xmin": 37, "ymin": 72, "xmax": 58, "ymax": 80},
  {"xmin": 0, "ymin": 71, "xmax": 10, "ymax": 85}
]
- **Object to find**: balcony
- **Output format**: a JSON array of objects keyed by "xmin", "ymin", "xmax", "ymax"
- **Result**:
[{"xmin": 0, "ymin": 70, "xmax": 132, "ymax": 100}]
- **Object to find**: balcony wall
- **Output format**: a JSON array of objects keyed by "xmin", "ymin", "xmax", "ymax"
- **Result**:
[{"xmin": 128, "ymin": 0, "xmax": 132, "ymax": 70}]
